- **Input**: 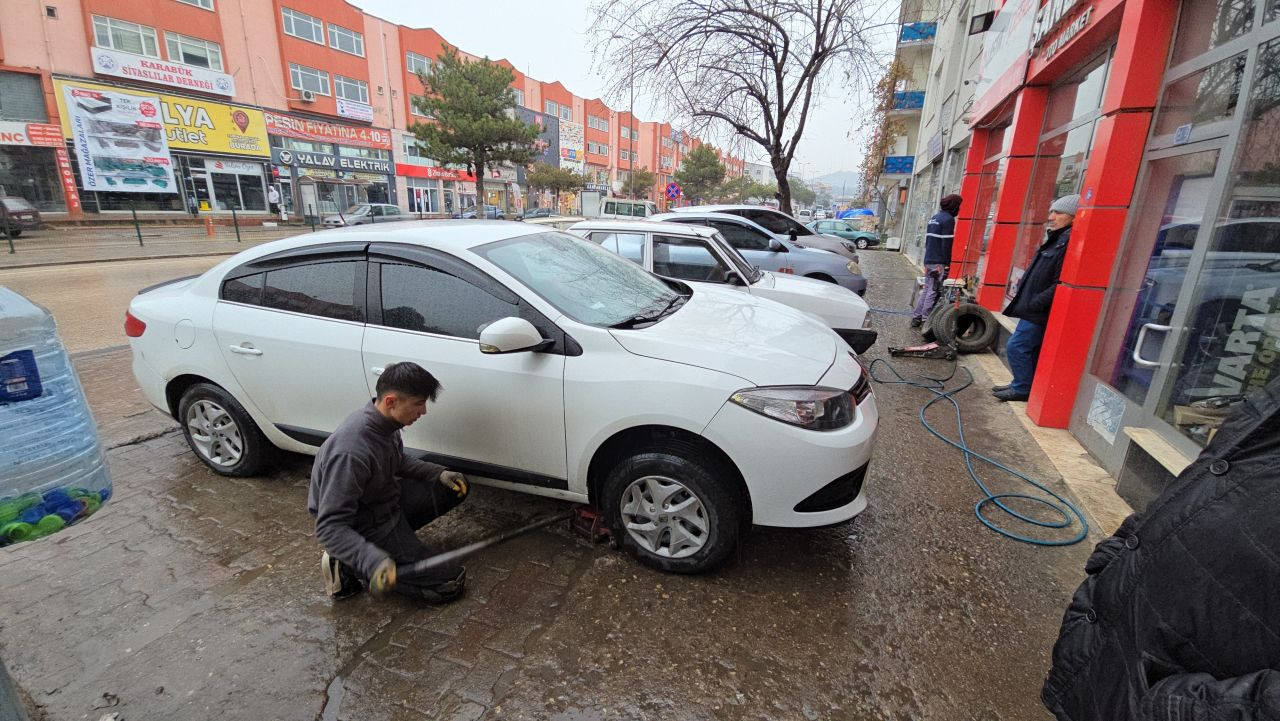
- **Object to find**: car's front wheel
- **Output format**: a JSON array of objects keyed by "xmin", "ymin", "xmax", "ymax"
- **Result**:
[
  {"xmin": 178, "ymin": 383, "xmax": 271, "ymax": 477},
  {"xmin": 855, "ymin": 237, "xmax": 869, "ymax": 249},
  {"xmin": 602, "ymin": 444, "xmax": 743, "ymax": 573}
]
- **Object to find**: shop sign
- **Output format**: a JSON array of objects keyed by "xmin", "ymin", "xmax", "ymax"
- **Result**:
[
  {"xmin": 336, "ymin": 98, "xmax": 374, "ymax": 123},
  {"xmin": 1032, "ymin": 2, "xmax": 1094, "ymax": 60},
  {"xmin": 272, "ymin": 146, "xmax": 391, "ymax": 175},
  {"xmin": 60, "ymin": 84, "xmax": 176, "ymax": 193},
  {"xmin": 54, "ymin": 79, "xmax": 269, "ymax": 157},
  {"xmin": 203, "ymin": 159, "xmax": 262, "ymax": 176},
  {"xmin": 55, "ymin": 147, "xmax": 82, "ymax": 212},
  {"xmin": 263, "ymin": 111, "xmax": 391, "ymax": 151},
  {"xmin": 90, "ymin": 47, "xmax": 236, "ymax": 97},
  {"xmin": 394, "ymin": 163, "xmax": 476, "ymax": 181},
  {"xmin": 0, "ymin": 121, "xmax": 63, "ymax": 147}
]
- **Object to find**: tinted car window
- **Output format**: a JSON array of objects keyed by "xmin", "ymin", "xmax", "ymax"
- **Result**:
[
  {"xmin": 222, "ymin": 272, "xmax": 264, "ymax": 305},
  {"xmin": 707, "ymin": 220, "xmax": 771, "ymax": 251},
  {"xmin": 261, "ymin": 261, "xmax": 361, "ymax": 321},
  {"xmin": 589, "ymin": 231, "xmax": 646, "ymax": 264},
  {"xmin": 736, "ymin": 208, "xmax": 812, "ymax": 236},
  {"xmin": 605, "ymin": 201, "xmax": 616, "ymax": 214},
  {"xmin": 630, "ymin": 203, "xmax": 648, "ymax": 218},
  {"xmin": 380, "ymin": 262, "xmax": 517, "ymax": 339},
  {"xmin": 653, "ymin": 235, "xmax": 728, "ymax": 283}
]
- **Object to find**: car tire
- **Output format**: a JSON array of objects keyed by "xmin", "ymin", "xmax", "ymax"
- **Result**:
[
  {"xmin": 178, "ymin": 383, "xmax": 272, "ymax": 477},
  {"xmin": 855, "ymin": 237, "xmax": 868, "ymax": 249},
  {"xmin": 935, "ymin": 302, "xmax": 999, "ymax": 353},
  {"xmin": 602, "ymin": 444, "xmax": 742, "ymax": 574},
  {"xmin": 921, "ymin": 300, "xmax": 951, "ymax": 342}
]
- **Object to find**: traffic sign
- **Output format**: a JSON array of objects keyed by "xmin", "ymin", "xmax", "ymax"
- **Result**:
[{"xmin": 665, "ymin": 182, "xmax": 682, "ymax": 200}]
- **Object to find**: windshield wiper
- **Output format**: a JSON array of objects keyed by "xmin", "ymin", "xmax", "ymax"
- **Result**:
[{"xmin": 609, "ymin": 294, "xmax": 687, "ymax": 329}]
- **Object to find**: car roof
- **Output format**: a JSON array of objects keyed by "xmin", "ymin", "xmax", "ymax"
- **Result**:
[
  {"xmin": 651, "ymin": 210, "xmax": 763, "ymax": 225},
  {"xmin": 670, "ymin": 204, "xmax": 778, "ymax": 213},
  {"xmin": 216, "ymin": 220, "xmax": 548, "ymax": 264},
  {"xmin": 569, "ymin": 219, "xmax": 718, "ymax": 237}
]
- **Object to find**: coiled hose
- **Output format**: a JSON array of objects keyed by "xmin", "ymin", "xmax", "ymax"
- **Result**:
[{"xmin": 866, "ymin": 356, "xmax": 1090, "ymax": 546}]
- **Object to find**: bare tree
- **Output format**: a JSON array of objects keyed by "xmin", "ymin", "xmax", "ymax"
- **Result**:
[{"xmin": 590, "ymin": 0, "xmax": 890, "ymax": 214}]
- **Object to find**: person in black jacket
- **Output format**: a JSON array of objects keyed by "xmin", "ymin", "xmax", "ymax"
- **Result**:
[
  {"xmin": 994, "ymin": 193, "xmax": 1078, "ymax": 402},
  {"xmin": 911, "ymin": 194, "xmax": 963, "ymax": 327},
  {"xmin": 1042, "ymin": 377, "xmax": 1280, "ymax": 720},
  {"xmin": 308, "ymin": 362, "xmax": 470, "ymax": 602}
]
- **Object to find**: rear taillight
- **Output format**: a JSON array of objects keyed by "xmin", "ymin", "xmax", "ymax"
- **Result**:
[{"xmin": 124, "ymin": 311, "xmax": 146, "ymax": 338}]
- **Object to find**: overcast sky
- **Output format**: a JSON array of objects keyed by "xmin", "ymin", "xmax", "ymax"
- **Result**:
[{"xmin": 351, "ymin": 1, "xmax": 895, "ymax": 182}]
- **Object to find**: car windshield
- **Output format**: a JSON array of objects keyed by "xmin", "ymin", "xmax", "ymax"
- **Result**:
[
  {"xmin": 1, "ymin": 197, "xmax": 36, "ymax": 212},
  {"xmin": 477, "ymin": 231, "xmax": 684, "ymax": 327},
  {"xmin": 344, "ymin": 204, "xmax": 370, "ymax": 215},
  {"xmin": 710, "ymin": 232, "xmax": 762, "ymax": 282}
]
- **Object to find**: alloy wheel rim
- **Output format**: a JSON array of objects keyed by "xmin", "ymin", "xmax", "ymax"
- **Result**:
[
  {"xmin": 186, "ymin": 400, "xmax": 244, "ymax": 468},
  {"xmin": 619, "ymin": 475, "xmax": 709, "ymax": 558}
]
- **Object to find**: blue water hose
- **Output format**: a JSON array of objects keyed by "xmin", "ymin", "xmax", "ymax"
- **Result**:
[{"xmin": 866, "ymin": 357, "xmax": 1089, "ymax": 546}]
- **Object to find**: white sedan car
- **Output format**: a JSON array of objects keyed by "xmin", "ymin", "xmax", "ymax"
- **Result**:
[
  {"xmin": 125, "ymin": 221, "xmax": 878, "ymax": 573},
  {"xmin": 569, "ymin": 220, "xmax": 876, "ymax": 353}
]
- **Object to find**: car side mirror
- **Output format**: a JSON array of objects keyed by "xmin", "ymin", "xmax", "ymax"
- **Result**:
[
  {"xmin": 768, "ymin": 238, "xmax": 787, "ymax": 252},
  {"xmin": 479, "ymin": 317, "xmax": 553, "ymax": 354}
]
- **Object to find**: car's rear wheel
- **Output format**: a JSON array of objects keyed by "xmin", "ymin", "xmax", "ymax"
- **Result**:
[
  {"xmin": 602, "ymin": 445, "xmax": 742, "ymax": 573},
  {"xmin": 178, "ymin": 383, "xmax": 271, "ymax": 477}
]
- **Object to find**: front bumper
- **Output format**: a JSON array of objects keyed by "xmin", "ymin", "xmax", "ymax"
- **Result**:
[{"xmin": 702, "ymin": 391, "xmax": 878, "ymax": 527}]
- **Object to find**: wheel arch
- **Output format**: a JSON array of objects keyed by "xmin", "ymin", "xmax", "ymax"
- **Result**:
[{"xmin": 585, "ymin": 424, "xmax": 752, "ymax": 525}]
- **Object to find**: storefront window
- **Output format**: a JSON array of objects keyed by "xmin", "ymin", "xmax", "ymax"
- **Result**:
[
  {"xmin": 0, "ymin": 147, "xmax": 66, "ymax": 212},
  {"xmin": 1171, "ymin": 0, "xmax": 1255, "ymax": 66},
  {"xmin": 1153, "ymin": 52, "xmax": 1248, "ymax": 134}
]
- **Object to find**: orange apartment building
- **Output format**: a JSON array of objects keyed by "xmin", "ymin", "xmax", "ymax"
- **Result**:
[{"xmin": 0, "ymin": 0, "xmax": 741, "ymax": 220}]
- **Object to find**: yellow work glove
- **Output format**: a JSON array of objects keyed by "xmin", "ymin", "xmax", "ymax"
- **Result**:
[
  {"xmin": 440, "ymin": 470, "xmax": 469, "ymax": 499},
  {"xmin": 369, "ymin": 557, "xmax": 396, "ymax": 596}
]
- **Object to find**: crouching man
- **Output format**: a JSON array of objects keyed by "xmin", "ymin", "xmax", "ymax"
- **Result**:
[{"xmin": 308, "ymin": 362, "xmax": 469, "ymax": 602}]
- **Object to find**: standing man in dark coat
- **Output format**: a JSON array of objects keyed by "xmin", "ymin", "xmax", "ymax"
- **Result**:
[
  {"xmin": 1042, "ymin": 377, "xmax": 1280, "ymax": 720},
  {"xmin": 911, "ymin": 194, "xmax": 963, "ymax": 327},
  {"xmin": 994, "ymin": 193, "xmax": 1078, "ymax": 402},
  {"xmin": 308, "ymin": 362, "xmax": 470, "ymax": 602}
]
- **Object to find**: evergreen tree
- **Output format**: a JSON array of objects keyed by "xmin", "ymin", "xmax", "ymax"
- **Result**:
[{"xmin": 673, "ymin": 145, "xmax": 726, "ymax": 203}]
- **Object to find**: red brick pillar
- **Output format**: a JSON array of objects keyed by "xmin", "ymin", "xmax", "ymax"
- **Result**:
[
  {"xmin": 1025, "ymin": 0, "xmax": 1179, "ymax": 427},
  {"xmin": 950, "ymin": 128, "xmax": 990, "ymax": 280}
]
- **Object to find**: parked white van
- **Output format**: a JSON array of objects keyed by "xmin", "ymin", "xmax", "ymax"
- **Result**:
[{"xmin": 598, "ymin": 199, "xmax": 659, "ymax": 220}]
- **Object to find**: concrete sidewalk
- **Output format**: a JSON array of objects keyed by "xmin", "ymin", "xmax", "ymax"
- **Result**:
[{"xmin": 0, "ymin": 224, "xmax": 311, "ymax": 270}]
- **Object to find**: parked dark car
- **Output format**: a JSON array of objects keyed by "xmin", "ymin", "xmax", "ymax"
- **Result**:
[
  {"xmin": 322, "ymin": 203, "xmax": 405, "ymax": 227},
  {"xmin": 0, "ymin": 196, "xmax": 41, "ymax": 237},
  {"xmin": 454, "ymin": 204, "xmax": 505, "ymax": 220},
  {"xmin": 808, "ymin": 219, "xmax": 882, "ymax": 249},
  {"xmin": 516, "ymin": 207, "xmax": 558, "ymax": 221}
]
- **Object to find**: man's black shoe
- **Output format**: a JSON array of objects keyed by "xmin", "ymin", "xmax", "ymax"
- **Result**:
[
  {"xmin": 992, "ymin": 384, "xmax": 1011, "ymax": 393},
  {"xmin": 322, "ymin": 551, "xmax": 364, "ymax": 599},
  {"xmin": 993, "ymin": 388, "xmax": 1030, "ymax": 402},
  {"xmin": 909, "ymin": 317, "xmax": 923, "ymax": 329}
]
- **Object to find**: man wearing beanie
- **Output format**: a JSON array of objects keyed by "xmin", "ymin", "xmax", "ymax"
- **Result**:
[
  {"xmin": 994, "ymin": 193, "xmax": 1078, "ymax": 402},
  {"xmin": 911, "ymin": 193, "xmax": 963, "ymax": 327}
]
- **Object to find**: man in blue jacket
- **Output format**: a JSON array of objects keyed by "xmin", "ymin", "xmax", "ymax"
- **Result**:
[
  {"xmin": 994, "ymin": 194, "xmax": 1078, "ymax": 402},
  {"xmin": 911, "ymin": 194, "xmax": 963, "ymax": 327}
]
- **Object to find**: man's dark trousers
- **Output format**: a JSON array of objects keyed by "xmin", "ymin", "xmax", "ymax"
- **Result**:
[
  {"xmin": 367, "ymin": 480, "xmax": 466, "ymax": 601},
  {"xmin": 1007, "ymin": 320, "xmax": 1046, "ymax": 395}
]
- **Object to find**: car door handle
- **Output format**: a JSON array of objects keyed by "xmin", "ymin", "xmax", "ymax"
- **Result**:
[
  {"xmin": 1132, "ymin": 323, "xmax": 1172, "ymax": 368},
  {"xmin": 228, "ymin": 344, "xmax": 262, "ymax": 356},
  {"xmin": 371, "ymin": 367, "xmax": 384, "ymax": 376}
]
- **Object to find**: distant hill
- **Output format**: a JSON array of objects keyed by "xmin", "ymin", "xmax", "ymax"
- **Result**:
[{"xmin": 812, "ymin": 170, "xmax": 861, "ymax": 191}]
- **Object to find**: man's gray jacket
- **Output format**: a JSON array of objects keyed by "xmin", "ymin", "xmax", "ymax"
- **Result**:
[{"xmin": 307, "ymin": 403, "xmax": 445, "ymax": 578}]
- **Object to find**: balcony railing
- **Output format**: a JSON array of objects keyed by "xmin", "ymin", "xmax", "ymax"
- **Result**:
[
  {"xmin": 891, "ymin": 91, "xmax": 926, "ymax": 112},
  {"xmin": 899, "ymin": 22, "xmax": 937, "ymax": 44},
  {"xmin": 883, "ymin": 156, "xmax": 915, "ymax": 175}
]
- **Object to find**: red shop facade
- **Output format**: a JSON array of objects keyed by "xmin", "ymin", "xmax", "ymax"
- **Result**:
[{"xmin": 957, "ymin": 0, "xmax": 1280, "ymax": 505}]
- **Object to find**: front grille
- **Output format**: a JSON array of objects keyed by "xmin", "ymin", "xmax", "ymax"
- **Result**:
[{"xmin": 794, "ymin": 462, "xmax": 868, "ymax": 513}]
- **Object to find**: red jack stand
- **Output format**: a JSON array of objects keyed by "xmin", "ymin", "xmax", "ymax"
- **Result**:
[{"xmin": 569, "ymin": 506, "xmax": 612, "ymax": 544}]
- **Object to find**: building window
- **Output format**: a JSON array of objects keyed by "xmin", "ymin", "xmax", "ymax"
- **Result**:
[
  {"xmin": 282, "ymin": 7, "xmax": 324, "ymax": 44},
  {"xmin": 409, "ymin": 95, "xmax": 433, "ymax": 118},
  {"xmin": 165, "ymin": 32, "xmax": 222, "ymax": 70},
  {"xmin": 544, "ymin": 100, "xmax": 558, "ymax": 116},
  {"xmin": 289, "ymin": 63, "xmax": 330, "ymax": 95},
  {"xmin": 588, "ymin": 115, "xmax": 609, "ymax": 132},
  {"xmin": 559, "ymin": 105, "xmax": 572, "ymax": 121},
  {"xmin": 586, "ymin": 141, "xmax": 609, "ymax": 156},
  {"xmin": 620, "ymin": 149, "xmax": 630, "ymax": 161},
  {"xmin": 401, "ymin": 137, "xmax": 435, "ymax": 166},
  {"xmin": 661, "ymin": 137, "xmax": 674, "ymax": 149},
  {"xmin": 661, "ymin": 155, "xmax": 673, "ymax": 168},
  {"xmin": 175, "ymin": 0, "xmax": 214, "ymax": 9},
  {"xmin": 512, "ymin": 88, "xmax": 524, "ymax": 107},
  {"xmin": 406, "ymin": 51, "xmax": 432, "ymax": 78},
  {"xmin": 327, "ymin": 23, "xmax": 364, "ymax": 56},
  {"xmin": 334, "ymin": 75, "xmax": 369, "ymax": 104},
  {"xmin": 92, "ymin": 16, "xmax": 159, "ymax": 57},
  {"xmin": 338, "ymin": 145, "xmax": 389, "ymax": 160}
]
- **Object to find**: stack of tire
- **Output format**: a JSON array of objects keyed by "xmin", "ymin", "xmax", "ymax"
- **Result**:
[{"xmin": 921, "ymin": 300, "xmax": 999, "ymax": 353}]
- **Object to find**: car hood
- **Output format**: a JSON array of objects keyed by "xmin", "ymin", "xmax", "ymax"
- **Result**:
[
  {"xmin": 609, "ymin": 285, "xmax": 837, "ymax": 386},
  {"xmin": 752, "ymin": 272, "xmax": 868, "ymax": 328}
]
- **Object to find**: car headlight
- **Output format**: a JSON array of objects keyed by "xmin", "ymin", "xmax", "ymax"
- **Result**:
[
  {"xmin": 729, "ymin": 386, "xmax": 854, "ymax": 430},
  {"xmin": 846, "ymin": 261, "xmax": 861, "ymax": 275}
]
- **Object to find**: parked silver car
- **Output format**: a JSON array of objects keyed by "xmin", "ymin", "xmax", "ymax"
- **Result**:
[
  {"xmin": 671, "ymin": 204, "xmax": 862, "ymax": 262},
  {"xmin": 322, "ymin": 203, "xmax": 405, "ymax": 227},
  {"xmin": 652, "ymin": 211, "xmax": 867, "ymax": 295}
]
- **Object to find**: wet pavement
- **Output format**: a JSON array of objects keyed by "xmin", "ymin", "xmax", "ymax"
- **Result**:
[{"xmin": 0, "ymin": 250, "xmax": 1102, "ymax": 720}]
